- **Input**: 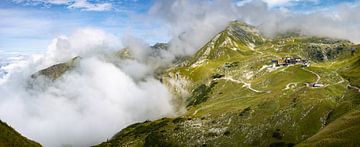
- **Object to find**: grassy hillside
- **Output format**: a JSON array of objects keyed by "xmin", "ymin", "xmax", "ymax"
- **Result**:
[
  {"xmin": 297, "ymin": 107, "xmax": 360, "ymax": 147},
  {"xmin": 20, "ymin": 21, "xmax": 359, "ymax": 146},
  {"xmin": 338, "ymin": 48, "xmax": 360, "ymax": 87},
  {"xmin": 96, "ymin": 21, "xmax": 360, "ymax": 146},
  {"xmin": 0, "ymin": 120, "xmax": 41, "ymax": 147}
]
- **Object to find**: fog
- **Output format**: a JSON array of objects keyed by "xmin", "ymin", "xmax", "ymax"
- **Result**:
[
  {"xmin": 0, "ymin": 28, "xmax": 175, "ymax": 146},
  {"xmin": 235, "ymin": 0, "xmax": 360, "ymax": 43},
  {"xmin": 1, "ymin": 0, "xmax": 360, "ymax": 146},
  {"xmin": 149, "ymin": 0, "xmax": 360, "ymax": 58}
]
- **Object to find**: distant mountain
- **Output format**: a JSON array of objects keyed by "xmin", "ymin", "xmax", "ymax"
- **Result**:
[
  {"xmin": 151, "ymin": 43, "xmax": 169, "ymax": 50},
  {"xmin": 30, "ymin": 56, "xmax": 80, "ymax": 81}
]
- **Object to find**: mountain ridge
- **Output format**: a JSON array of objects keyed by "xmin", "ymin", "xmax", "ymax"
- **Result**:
[
  {"xmin": 4, "ymin": 21, "xmax": 359, "ymax": 146},
  {"xmin": 95, "ymin": 21, "xmax": 360, "ymax": 146}
]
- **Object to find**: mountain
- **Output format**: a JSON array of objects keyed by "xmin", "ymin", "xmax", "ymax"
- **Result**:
[
  {"xmin": 96, "ymin": 21, "xmax": 360, "ymax": 146},
  {"xmin": 298, "ymin": 107, "xmax": 360, "ymax": 146},
  {"xmin": 30, "ymin": 43, "xmax": 171, "ymax": 82},
  {"xmin": 31, "ymin": 56, "xmax": 80, "ymax": 81},
  {"xmin": 5, "ymin": 21, "xmax": 359, "ymax": 146},
  {"xmin": 0, "ymin": 120, "xmax": 41, "ymax": 147},
  {"xmin": 187, "ymin": 21, "xmax": 265, "ymax": 66}
]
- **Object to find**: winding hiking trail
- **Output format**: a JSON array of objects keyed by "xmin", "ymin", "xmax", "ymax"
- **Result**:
[
  {"xmin": 302, "ymin": 68, "xmax": 321, "ymax": 83},
  {"xmin": 193, "ymin": 109, "xmax": 200, "ymax": 115},
  {"xmin": 248, "ymin": 43, "xmax": 264, "ymax": 55},
  {"xmin": 335, "ymin": 74, "xmax": 345, "ymax": 85},
  {"xmin": 349, "ymin": 85, "xmax": 360, "ymax": 93},
  {"xmin": 302, "ymin": 68, "xmax": 359, "ymax": 93},
  {"xmin": 283, "ymin": 82, "xmax": 298, "ymax": 90},
  {"xmin": 222, "ymin": 76, "xmax": 269, "ymax": 93}
]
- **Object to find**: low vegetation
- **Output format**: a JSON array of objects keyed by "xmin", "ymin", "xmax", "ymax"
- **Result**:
[
  {"xmin": 96, "ymin": 21, "xmax": 360, "ymax": 146},
  {"xmin": 4, "ymin": 21, "xmax": 358, "ymax": 146},
  {"xmin": 0, "ymin": 120, "xmax": 41, "ymax": 147}
]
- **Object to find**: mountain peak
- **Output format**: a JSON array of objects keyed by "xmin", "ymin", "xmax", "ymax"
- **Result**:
[{"xmin": 187, "ymin": 21, "xmax": 265, "ymax": 66}]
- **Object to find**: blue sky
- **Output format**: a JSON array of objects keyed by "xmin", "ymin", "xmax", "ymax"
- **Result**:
[
  {"xmin": 0, "ymin": 0, "xmax": 157, "ymax": 53},
  {"xmin": 0, "ymin": 0, "xmax": 358, "ymax": 53}
]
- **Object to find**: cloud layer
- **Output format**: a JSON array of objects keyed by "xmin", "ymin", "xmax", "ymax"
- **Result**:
[
  {"xmin": 237, "ymin": 0, "xmax": 360, "ymax": 43},
  {"xmin": 12, "ymin": 0, "xmax": 113, "ymax": 11},
  {"xmin": 0, "ymin": 28, "xmax": 175, "ymax": 147},
  {"xmin": 147, "ymin": 0, "xmax": 360, "ymax": 58},
  {"xmin": 262, "ymin": 0, "xmax": 320, "ymax": 7}
]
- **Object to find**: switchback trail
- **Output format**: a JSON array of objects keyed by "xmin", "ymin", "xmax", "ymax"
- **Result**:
[{"xmin": 302, "ymin": 68, "xmax": 321, "ymax": 83}]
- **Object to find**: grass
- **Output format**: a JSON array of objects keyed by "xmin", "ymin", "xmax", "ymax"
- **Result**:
[
  {"xmin": 97, "ymin": 49, "xmax": 359, "ymax": 146},
  {"xmin": 0, "ymin": 20, "xmax": 356, "ymax": 147},
  {"xmin": 297, "ymin": 107, "xmax": 360, "ymax": 147},
  {"xmin": 0, "ymin": 120, "xmax": 41, "ymax": 147},
  {"xmin": 22, "ymin": 21, "xmax": 358, "ymax": 147}
]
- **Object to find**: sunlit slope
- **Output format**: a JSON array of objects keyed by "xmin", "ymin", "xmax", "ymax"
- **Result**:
[
  {"xmin": 339, "ymin": 53, "xmax": 360, "ymax": 87},
  {"xmin": 31, "ymin": 56, "xmax": 80, "ymax": 81},
  {"xmin": 258, "ymin": 36, "xmax": 354, "ymax": 62},
  {"xmin": 96, "ymin": 22, "xmax": 360, "ymax": 146},
  {"xmin": 0, "ymin": 120, "xmax": 41, "ymax": 147},
  {"xmin": 297, "ymin": 107, "xmax": 360, "ymax": 147},
  {"xmin": 187, "ymin": 21, "xmax": 264, "ymax": 65}
]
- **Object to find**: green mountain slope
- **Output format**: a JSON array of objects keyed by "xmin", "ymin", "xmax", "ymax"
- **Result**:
[
  {"xmin": 0, "ymin": 120, "xmax": 41, "ymax": 147},
  {"xmin": 96, "ymin": 21, "xmax": 360, "ymax": 146},
  {"xmin": 188, "ymin": 21, "xmax": 265, "ymax": 66},
  {"xmin": 339, "ymin": 54, "xmax": 360, "ymax": 87},
  {"xmin": 298, "ymin": 107, "xmax": 360, "ymax": 146}
]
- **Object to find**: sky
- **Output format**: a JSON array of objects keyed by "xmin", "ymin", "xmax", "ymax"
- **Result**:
[{"xmin": 0, "ymin": 0, "xmax": 359, "ymax": 54}]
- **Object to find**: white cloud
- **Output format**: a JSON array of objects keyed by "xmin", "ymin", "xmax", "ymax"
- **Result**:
[
  {"xmin": 237, "ymin": 0, "xmax": 320, "ymax": 7},
  {"xmin": 13, "ymin": 0, "xmax": 72, "ymax": 5},
  {"xmin": 0, "ymin": 28, "xmax": 174, "ymax": 147},
  {"xmin": 44, "ymin": 27, "xmax": 122, "ymax": 64},
  {"xmin": 147, "ymin": 0, "xmax": 360, "ymax": 58},
  {"xmin": 263, "ymin": 0, "xmax": 292, "ymax": 6},
  {"xmin": 234, "ymin": 0, "xmax": 360, "ymax": 43},
  {"xmin": 68, "ymin": 0, "xmax": 112, "ymax": 11},
  {"xmin": 40, "ymin": 0, "xmax": 71, "ymax": 5},
  {"xmin": 149, "ymin": 0, "xmax": 237, "ymax": 56},
  {"xmin": 12, "ymin": 0, "xmax": 112, "ymax": 11}
]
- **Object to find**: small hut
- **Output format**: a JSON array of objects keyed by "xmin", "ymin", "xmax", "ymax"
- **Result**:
[{"xmin": 351, "ymin": 48, "xmax": 356, "ymax": 56}]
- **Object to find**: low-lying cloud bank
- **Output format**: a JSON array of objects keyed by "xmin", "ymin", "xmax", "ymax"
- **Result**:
[
  {"xmin": 0, "ymin": 28, "xmax": 175, "ymax": 147},
  {"xmin": 1, "ymin": 0, "xmax": 360, "ymax": 146}
]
